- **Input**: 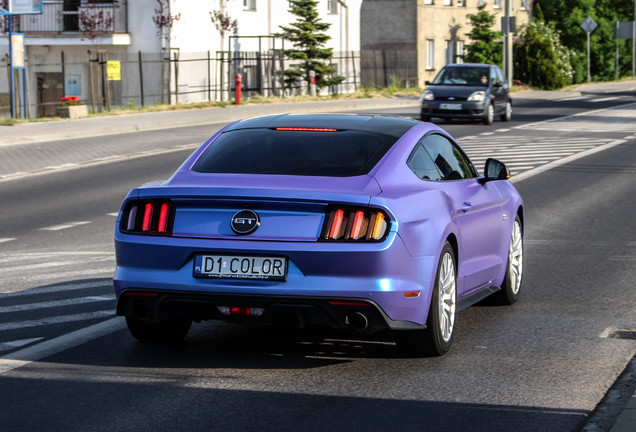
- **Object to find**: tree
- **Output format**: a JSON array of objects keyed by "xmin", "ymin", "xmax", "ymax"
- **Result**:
[
  {"xmin": 210, "ymin": 0, "xmax": 237, "ymax": 52},
  {"xmin": 277, "ymin": 0, "xmax": 343, "ymax": 92},
  {"xmin": 461, "ymin": 2, "xmax": 502, "ymax": 66},
  {"xmin": 535, "ymin": 0, "xmax": 634, "ymax": 82},
  {"xmin": 514, "ymin": 20, "xmax": 573, "ymax": 89}
]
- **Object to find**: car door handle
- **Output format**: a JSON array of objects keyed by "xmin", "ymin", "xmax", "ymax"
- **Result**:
[{"xmin": 461, "ymin": 202, "xmax": 472, "ymax": 213}]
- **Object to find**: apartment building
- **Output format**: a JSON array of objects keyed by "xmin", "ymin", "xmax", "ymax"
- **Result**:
[{"xmin": 0, "ymin": 0, "xmax": 361, "ymax": 117}]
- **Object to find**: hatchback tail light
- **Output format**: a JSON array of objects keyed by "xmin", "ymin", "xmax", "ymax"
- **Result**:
[
  {"xmin": 321, "ymin": 207, "xmax": 389, "ymax": 241},
  {"xmin": 121, "ymin": 200, "xmax": 175, "ymax": 235}
]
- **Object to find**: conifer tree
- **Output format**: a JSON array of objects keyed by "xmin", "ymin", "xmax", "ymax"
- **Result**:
[
  {"xmin": 462, "ymin": 2, "xmax": 502, "ymax": 66},
  {"xmin": 277, "ymin": 0, "xmax": 344, "ymax": 91}
]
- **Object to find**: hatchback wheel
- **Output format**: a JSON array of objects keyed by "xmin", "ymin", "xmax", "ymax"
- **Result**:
[
  {"xmin": 395, "ymin": 242, "xmax": 457, "ymax": 356},
  {"xmin": 126, "ymin": 316, "xmax": 192, "ymax": 342},
  {"xmin": 492, "ymin": 215, "xmax": 523, "ymax": 305},
  {"xmin": 483, "ymin": 103, "xmax": 495, "ymax": 125},
  {"xmin": 501, "ymin": 101, "xmax": 512, "ymax": 122}
]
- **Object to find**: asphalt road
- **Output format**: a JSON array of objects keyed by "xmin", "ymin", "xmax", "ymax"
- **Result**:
[{"xmin": 0, "ymin": 94, "xmax": 635, "ymax": 431}]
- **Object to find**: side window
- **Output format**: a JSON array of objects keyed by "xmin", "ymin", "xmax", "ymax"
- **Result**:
[
  {"xmin": 496, "ymin": 66, "xmax": 506, "ymax": 86},
  {"xmin": 407, "ymin": 142, "xmax": 443, "ymax": 181},
  {"xmin": 490, "ymin": 67, "xmax": 499, "ymax": 85},
  {"xmin": 421, "ymin": 134, "xmax": 476, "ymax": 180}
]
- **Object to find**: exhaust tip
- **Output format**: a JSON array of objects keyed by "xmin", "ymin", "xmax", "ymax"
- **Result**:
[{"xmin": 346, "ymin": 311, "xmax": 369, "ymax": 332}]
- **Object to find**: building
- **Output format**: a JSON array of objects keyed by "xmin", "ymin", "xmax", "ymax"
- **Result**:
[
  {"xmin": 0, "ymin": 0, "xmax": 361, "ymax": 118},
  {"xmin": 360, "ymin": 0, "xmax": 532, "ymax": 88}
]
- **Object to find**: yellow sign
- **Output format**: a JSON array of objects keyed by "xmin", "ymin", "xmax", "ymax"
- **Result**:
[
  {"xmin": 10, "ymin": 34, "xmax": 25, "ymax": 68},
  {"xmin": 107, "ymin": 60, "xmax": 121, "ymax": 81}
]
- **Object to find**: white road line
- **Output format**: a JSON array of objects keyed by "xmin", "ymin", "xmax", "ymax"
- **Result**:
[
  {"xmin": 0, "ymin": 310, "xmax": 114, "ymax": 332},
  {"xmin": 0, "ymin": 268, "xmax": 114, "ymax": 285},
  {"xmin": 0, "ymin": 280, "xmax": 112, "ymax": 298},
  {"xmin": 0, "ymin": 338, "xmax": 44, "ymax": 353},
  {"xmin": 2, "ymin": 258, "xmax": 113, "ymax": 274},
  {"xmin": 107, "ymin": 212, "xmax": 119, "ymax": 217},
  {"xmin": 551, "ymin": 96, "xmax": 587, "ymax": 102},
  {"xmin": 589, "ymin": 97, "xmax": 620, "ymax": 103},
  {"xmin": 0, "ymin": 317, "xmax": 126, "ymax": 375},
  {"xmin": 0, "ymin": 295, "xmax": 115, "ymax": 314},
  {"xmin": 0, "ymin": 251, "xmax": 114, "ymax": 265},
  {"xmin": 38, "ymin": 221, "xmax": 92, "ymax": 231},
  {"xmin": 0, "ymin": 238, "xmax": 15, "ymax": 244}
]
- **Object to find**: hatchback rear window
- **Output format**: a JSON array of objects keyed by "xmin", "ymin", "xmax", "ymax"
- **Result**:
[{"xmin": 192, "ymin": 128, "xmax": 398, "ymax": 177}]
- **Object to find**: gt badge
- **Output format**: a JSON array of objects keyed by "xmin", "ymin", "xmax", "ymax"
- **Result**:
[{"xmin": 231, "ymin": 210, "xmax": 260, "ymax": 235}]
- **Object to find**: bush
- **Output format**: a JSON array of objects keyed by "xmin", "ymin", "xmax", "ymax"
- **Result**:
[{"xmin": 514, "ymin": 21, "xmax": 573, "ymax": 90}]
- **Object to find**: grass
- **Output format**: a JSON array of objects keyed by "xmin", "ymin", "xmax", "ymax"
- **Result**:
[{"xmin": 2, "ymin": 76, "xmax": 632, "ymax": 125}]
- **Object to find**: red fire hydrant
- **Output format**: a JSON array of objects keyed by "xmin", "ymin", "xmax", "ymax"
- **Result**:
[{"xmin": 235, "ymin": 74, "xmax": 242, "ymax": 105}]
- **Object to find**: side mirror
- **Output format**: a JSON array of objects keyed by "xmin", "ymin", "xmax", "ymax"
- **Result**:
[
  {"xmin": 425, "ymin": 80, "xmax": 431, "ymax": 85},
  {"xmin": 482, "ymin": 158, "xmax": 510, "ymax": 183},
  {"xmin": 493, "ymin": 81, "xmax": 503, "ymax": 88}
]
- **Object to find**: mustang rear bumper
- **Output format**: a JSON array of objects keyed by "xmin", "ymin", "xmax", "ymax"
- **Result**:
[{"xmin": 116, "ymin": 290, "xmax": 426, "ymax": 332}]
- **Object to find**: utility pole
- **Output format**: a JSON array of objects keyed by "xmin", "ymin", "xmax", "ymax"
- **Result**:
[{"xmin": 503, "ymin": 0, "xmax": 513, "ymax": 84}]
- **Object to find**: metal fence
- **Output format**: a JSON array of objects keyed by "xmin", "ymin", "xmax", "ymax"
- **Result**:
[{"xmin": 1, "ymin": 49, "xmax": 419, "ymax": 117}]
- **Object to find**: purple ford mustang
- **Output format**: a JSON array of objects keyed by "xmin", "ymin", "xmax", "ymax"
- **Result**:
[{"xmin": 113, "ymin": 114, "xmax": 524, "ymax": 356}]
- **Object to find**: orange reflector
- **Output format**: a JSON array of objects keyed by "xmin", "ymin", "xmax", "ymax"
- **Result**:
[
  {"xmin": 370, "ymin": 212, "xmax": 386, "ymax": 240},
  {"xmin": 404, "ymin": 291, "xmax": 420, "ymax": 298}
]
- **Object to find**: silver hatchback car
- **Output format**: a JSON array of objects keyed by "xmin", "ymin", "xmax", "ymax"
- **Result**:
[{"xmin": 420, "ymin": 64, "xmax": 512, "ymax": 125}]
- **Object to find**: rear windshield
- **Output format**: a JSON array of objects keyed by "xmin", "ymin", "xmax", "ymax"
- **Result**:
[{"xmin": 192, "ymin": 128, "xmax": 398, "ymax": 177}]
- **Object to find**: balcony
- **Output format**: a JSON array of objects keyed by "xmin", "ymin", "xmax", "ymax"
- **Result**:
[{"xmin": 9, "ymin": 1, "xmax": 128, "ymax": 36}]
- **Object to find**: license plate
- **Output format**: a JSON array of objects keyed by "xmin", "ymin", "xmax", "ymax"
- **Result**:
[
  {"xmin": 440, "ymin": 103, "xmax": 462, "ymax": 110},
  {"xmin": 194, "ymin": 255, "xmax": 287, "ymax": 281}
]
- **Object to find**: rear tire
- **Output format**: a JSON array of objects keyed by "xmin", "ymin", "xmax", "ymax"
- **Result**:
[
  {"xmin": 395, "ymin": 242, "xmax": 457, "ymax": 356},
  {"xmin": 500, "ymin": 100, "xmax": 512, "ymax": 122},
  {"xmin": 125, "ymin": 316, "xmax": 192, "ymax": 343}
]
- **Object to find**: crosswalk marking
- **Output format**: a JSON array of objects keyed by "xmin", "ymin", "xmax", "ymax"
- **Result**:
[
  {"xmin": 0, "ymin": 310, "xmax": 114, "ymax": 332},
  {"xmin": 39, "ymin": 221, "xmax": 91, "ymax": 231},
  {"xmin": 459, "ymin": 134, "xmax": 617, "ymax": 176},
  {"xmin": 0, "ymin": 338, "xmax": 44, "ymax": 353},
  {"xmin": 0, "ymin": 295, "xmax": 115, "ymax": 314}
]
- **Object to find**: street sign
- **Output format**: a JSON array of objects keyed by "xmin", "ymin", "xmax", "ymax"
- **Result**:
[
  {"xmin": 580, "ymin": 16, "xmax": 598, "ymax": 34},
  {"xmin": 107, "ymin": 61, "xmax": 121, "ymax": 81},
  {"xmin": 615, "ymin": 21, "xmax": 635, "ymax": 39},
  {"xmin": 7, "ymin": 0, "xmax": 43, "ymax": 15},
  {"xmin": 10, "ymin": 33, "xmax": 24, "ymax": 68}
]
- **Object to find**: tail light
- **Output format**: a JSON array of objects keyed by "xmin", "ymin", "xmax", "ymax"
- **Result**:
[
  {"xmin": 321, "ymin": 207, "xmax": 389, "ymax": 241},
  {"xmin": 120, "ymin": 200, "xmax": 175, "ymax": 235}
]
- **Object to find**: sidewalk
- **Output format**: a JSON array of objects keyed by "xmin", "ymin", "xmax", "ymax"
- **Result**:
[{"xmin": 0, "ymin": 96, "xmax": 420, "ymax": 147}]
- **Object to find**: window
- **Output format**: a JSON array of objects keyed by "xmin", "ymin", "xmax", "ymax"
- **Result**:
[
  {"xmin": 455, "ymin": 40, "xmax": 464, "ymax": 63},
  {"xmin": 457, "ymin": 0, "xmax": 465, "ymax": 6},
  {"xmin": 444, "ymin": 40, "xmax": 453, "ymax": 65},
  {"xmin": 408, "ymin": 143, "xmax": 442, "ymax": 181},
  {"xmin": 443, "ymin": 0, "xmax": 451, "ymax": 5},
  {"xmin": 520, "ymin": 0, "xmax": 528, "ymax": 10},
  {"xmin": 418, "ymin": 134, "xmax": 476, "ymax": 181},
  {"xmin": 193, "ymin": 129, "xmax": 399, "ymax": 177},
  {"xmin": 243, "ymin": 0, "xmax": 256, "ymax": 11},
  {"xmin": 426, "ymin": 40, "xmax": 435, "ymax": 70},
  {"xmin": 424, "ymin": 0, "xmax": 434, "ymax": 4},
  {"xmin": 494, "ymin": 0, "xmax": 502, "ymax": 8},
  {"xmin": 327, "ymin": 0, "xmax": 338, "ymax": 14}
]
